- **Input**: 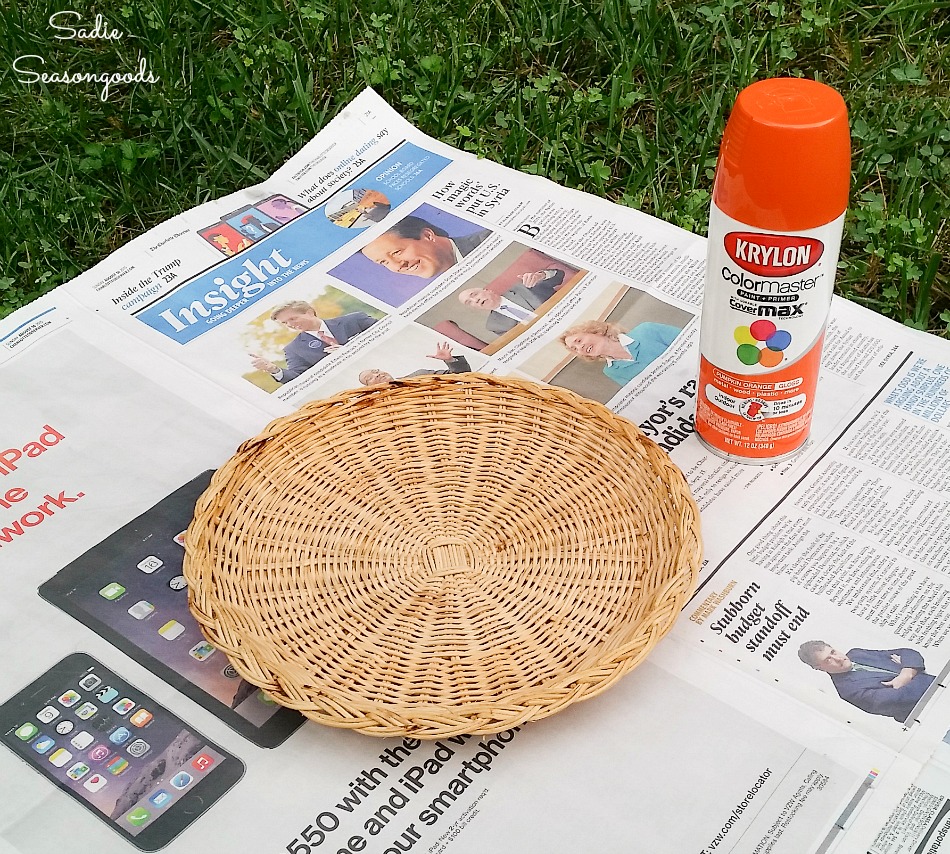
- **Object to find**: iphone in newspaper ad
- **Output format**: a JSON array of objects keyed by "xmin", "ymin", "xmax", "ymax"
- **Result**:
[
  {"xmin": 38, "ymin": 471, "xmax": 305, "ymax": 748},
  {"xmin": 0, "ymin": 653, "xmax": 244, "ymax": 852}
]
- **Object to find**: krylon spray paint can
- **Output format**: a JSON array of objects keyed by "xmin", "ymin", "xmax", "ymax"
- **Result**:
[{"xmin": 695, "ymin": 78, "xmax": 851, "ymax": 463}]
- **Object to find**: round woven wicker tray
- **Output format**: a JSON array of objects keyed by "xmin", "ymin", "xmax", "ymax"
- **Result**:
[{"xmin": 184, "ymin": 374, "xmax": 701, "ymax": 738}]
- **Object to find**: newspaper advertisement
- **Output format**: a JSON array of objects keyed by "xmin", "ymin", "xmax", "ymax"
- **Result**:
[{"xmin": 1, "ymin": 88, "xmax": 949, "ymax": 854}]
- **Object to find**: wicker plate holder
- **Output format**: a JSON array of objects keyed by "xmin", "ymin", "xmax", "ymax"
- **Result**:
[{"xmin": 184, "ymin": 374, "xmax": 701, "ymax": 738}]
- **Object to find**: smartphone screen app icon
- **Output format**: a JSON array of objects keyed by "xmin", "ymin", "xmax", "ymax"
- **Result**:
[
  {"xmin": 78, "ymin": 674, "xmax": 101, "ymax": 691},
  {"xmin": 191, "ymin": 753, "xmax": 214, "ymax": 772},
  {"xmin": 130, "ymin": 709, "xmax": 153, "ymax": 728},
  {"xmin": 96, "ymin": 686, "xmax": 119, "ymax": 703},
  {"xmin": 66, "ymin": 761, "xmax": 90, "ymax": 780},
  {"xmin": 48, "ymin": 748, "xmax": 72, "ymax": 767},
  {"xmin": 32, "ymin": 735, "xmax": 55, "ymax": 754},
  {"xmin": 170, "ymin": 771, "xmax": 192, "ymax": 790},
  {"xmin": 106, "ymin": 755, "xmax": 129, "ymax": 776},
  {"xmin": 112, "ymin": 698, "xmax": 136, "ymax": 716},
  {"xmin": 88, "ymin": 744, "xmax": 111, "ymax": 761},
  {"xmin": 58, "ymin": 690, "xmax": 81, "ymax": 707},
  {"xmin": 70, "ymin": 731, "xmax": 94, "ymax": 750},
  {"xmin": 83, "ymin": 772, "xmax": 107, "ymax": 792},
  {"xmin": 75, "ymin": 703, "xmax": 97, "ymax": 720},
  {"xmin": 127, "ymin": 739, "xmax": 150, "ymax": 758},
  {"xmin": 127, "ymin": 808, "xmax": 151, "ymax": 827},
  {"xmin": 108, "ymin": 727, "xmax": 130, "ymax": 745},
  {"xmin": 149, "ymin": 789, "xmax": 171, "ymax": 809},
  {"xmin": 15, "ymin": 723, "xmax": 38, "ymax": 741},
  {"xmin": 37, "ymin": 706, "xmax": 59, "ymax": 723}
]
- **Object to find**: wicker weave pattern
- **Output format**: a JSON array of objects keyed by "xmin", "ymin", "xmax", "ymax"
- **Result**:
[{"xmin": 184, "ymin": 374, "xmax": 701, "ymax": 737}]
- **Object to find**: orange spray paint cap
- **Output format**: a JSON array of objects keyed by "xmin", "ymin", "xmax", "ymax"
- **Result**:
[{"xmin": 713, "ymin": 78, "xmax": 851, "ymax": 232}]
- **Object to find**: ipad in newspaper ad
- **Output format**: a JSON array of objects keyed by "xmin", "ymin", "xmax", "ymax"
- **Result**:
[
  {"xmin": 39, "ymin": 471, "xmax": 305, "ymax": 748},
  {"xmin": 0, "ymin": 652, "xmax": 244, "ymax": 852}
]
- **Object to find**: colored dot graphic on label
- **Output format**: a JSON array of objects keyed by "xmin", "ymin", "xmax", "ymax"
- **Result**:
[
  {"xmin": 749, "ymin": 320, "xmax": 776, "ymax": 341},
  {"xmin": 735, "ymin": 324, "xmax": 792, "ymax": 366},
  {"xmin": 737, "ymin": 343, "xmax": 761, "ymax": 365},
  {"xmin": 734, "ymin": 327, "xmax": 757, "ymax": 346},
  {"xmin": 766, "ymin": 329, "xmax": 792, "ymax": 351}
]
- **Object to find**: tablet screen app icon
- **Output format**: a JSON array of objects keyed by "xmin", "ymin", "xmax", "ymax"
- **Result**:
[
  {"xmin": 127, "ymin": 601, "xmax": 155, "ymax": 620},
  {"xmin": 158, "ymin": 620, "xmax": 185, "ymax": 641},
  {"xmin": 98, "ymin": 582, "xmax": 125, "ymax": 600},
  {"xmin": 188, "ymin": 642, "xmax": 215, "ymax": 662},
  {"xmin": 136, "ymin": 556, "xmax": 163, "ymax": 573}
]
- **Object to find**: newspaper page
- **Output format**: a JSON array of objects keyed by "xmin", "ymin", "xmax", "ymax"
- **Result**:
[
  {"xmin": 1, "ymin": 88, "xmax": 949, "ymax": 854},
  {"xmin": 1, "ymin": 297, "xmax": 883, "ymax": 854}
]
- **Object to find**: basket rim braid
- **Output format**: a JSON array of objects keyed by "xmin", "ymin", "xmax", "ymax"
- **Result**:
[{"xmin": 184, "ymin": 374, "xmax": 702, "ymax": 738}]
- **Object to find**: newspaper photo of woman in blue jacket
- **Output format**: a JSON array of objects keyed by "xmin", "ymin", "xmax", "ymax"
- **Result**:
[{"xmin": 558, "ymin": 319, "xmax": 680, "ymax": 385}]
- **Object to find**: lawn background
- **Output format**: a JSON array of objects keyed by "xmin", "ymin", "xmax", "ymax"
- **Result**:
[{"xmin": 1, "ymin": 1, "xmax": 947, "ymax": 332}]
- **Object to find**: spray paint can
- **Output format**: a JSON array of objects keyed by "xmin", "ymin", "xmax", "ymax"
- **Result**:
[{"xmin": 695, "ymin": 78, "xmax": 850, "ymax": 463}]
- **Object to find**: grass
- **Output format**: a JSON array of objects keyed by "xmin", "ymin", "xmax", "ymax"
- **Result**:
[{"xmin": 1, "ymin": 0, "xmax": 948, "ymax": 333}]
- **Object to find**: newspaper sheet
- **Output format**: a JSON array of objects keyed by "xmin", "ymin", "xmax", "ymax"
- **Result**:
[{"xmin": 2, "ymin": 88, "xmax": 949, "ymax": 854}]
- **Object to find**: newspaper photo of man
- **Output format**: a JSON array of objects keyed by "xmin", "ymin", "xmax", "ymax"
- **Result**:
[
  {"xmin": 329, "ymin": 204, "xmax": 496, "ymax": 307},
  {"xmin": 361, "ymin": 214, "xmax": 491, "ymax": 277},
  {"xmin": 248, "ymin": 299, "xmax": 378, "ymax": 384},
  {"xmin": 457, "ymin": 267, "xmax": 566, "ymax": 335},
  {"xmin": 414, "ymin": 244, "xmax": 584, "ymax": 351},
  {"xmin": 798, "ymin": 641, "xmax": 936, "ymax": 722},
  {"xmin": 357, "ymin": 341, "xmax": 471, "ymax": 385}
]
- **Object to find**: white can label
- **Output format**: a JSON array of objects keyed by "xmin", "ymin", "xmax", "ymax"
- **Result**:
[{"xmin": 699, "ymin": 204, "xmax": 843, "ymax": 374}]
